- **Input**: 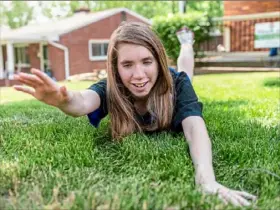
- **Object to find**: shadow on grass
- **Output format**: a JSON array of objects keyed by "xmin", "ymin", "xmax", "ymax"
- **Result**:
[{"xmin": 263, "ymin": 77, "xmax": 280, "ymax": 88}]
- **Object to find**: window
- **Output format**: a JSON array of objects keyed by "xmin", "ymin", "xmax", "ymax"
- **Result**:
[
  {"xmin": 89, "ymin": 40, "xmax": 109, "ymax": 61},
  {"xmin": 43, "ymin": 45, "xmax": 50, "ymax": 70},
  {"xmin": 14, "ymin": 46, "xmax": 30, "ymax": 66}
]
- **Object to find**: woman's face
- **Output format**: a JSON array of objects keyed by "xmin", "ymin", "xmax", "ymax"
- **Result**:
[{"xmin": 117, "ymin": 43, "xmax": 159, "ymax": 101}]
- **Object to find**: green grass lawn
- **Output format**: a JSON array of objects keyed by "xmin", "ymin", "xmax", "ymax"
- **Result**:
[{"xmin": 0, "ymin": 72, "xmax": 279, "ymax": 209}]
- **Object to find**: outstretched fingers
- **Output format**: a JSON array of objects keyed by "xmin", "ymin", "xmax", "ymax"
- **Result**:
[
  {"xmin": 220, "ymin": 191, "xmax": 242, "ymax": 206},
  {"xmin": 19, "ymin": 72, "xmax": 44, "ymax": 86},
  {"xmin": 15, "ymin": 73, "xmax": 43, "ymax": 88},
  {"xmin": 15, "ymin": 75, "xmax": 35, "ymax": 88},
  {"xmin": 232, "ymin": 193, "xmax": 251, "ymax": 206},
  {"xmin": 13, "ymin": 85, "xmax": 35, "ymax": 96},
  {"xmin": 218, "ymin": 193, "xmax": 228, "ymax": 205},
  {"xmin": 30, "ymin": 68, "xmax": 54, "ymax": 87},
  {"xmin": 218, "ymin": 189, "xmax": 255, "ymax": 207},
  {"xmin": 234, "ymin": 190, "xmax": 257, "ymax": 201}
]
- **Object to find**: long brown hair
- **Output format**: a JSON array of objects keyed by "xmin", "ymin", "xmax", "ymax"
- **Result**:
[{"xmin": 106, "ymin": 21, "xmax": 174, "ymax": 140}]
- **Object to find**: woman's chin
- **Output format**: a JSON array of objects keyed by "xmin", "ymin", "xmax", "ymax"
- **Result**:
[{"xmin": 131, "ymin": 91, "xmax": 150, "ymax": 100}]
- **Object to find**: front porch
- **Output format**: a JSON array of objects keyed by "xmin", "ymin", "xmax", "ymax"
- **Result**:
[
  {"xmin": 0, "ymin": 78, "xmax": 21, "ymax": 87},
  {"xmin": 0, "ymin": 41, "xmax": 50, "ymax": 81}
]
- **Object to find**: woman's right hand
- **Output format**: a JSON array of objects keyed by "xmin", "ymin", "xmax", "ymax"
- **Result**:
[{"xmin": 14, "ymin": 68, "xmax": 72, "ymax": 108}]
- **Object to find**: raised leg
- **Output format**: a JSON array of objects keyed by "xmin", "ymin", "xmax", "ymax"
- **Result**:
[{"xmin": 177, "ymin": 43, "xmax": 194, "ymax": 82}]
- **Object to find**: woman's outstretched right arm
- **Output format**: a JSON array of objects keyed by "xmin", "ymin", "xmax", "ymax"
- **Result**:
[{"xmin": 14, "ymin": 68, "xmax": 100, "ymax": 117}]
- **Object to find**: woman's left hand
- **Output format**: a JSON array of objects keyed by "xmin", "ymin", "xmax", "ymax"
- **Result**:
[{"xmin": 198, "ymin": 181, "xmax": 257, "ymax": 207}]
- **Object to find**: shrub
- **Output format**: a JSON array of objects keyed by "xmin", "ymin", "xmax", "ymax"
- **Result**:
[{"xmin": 152, "ymin": 12, "xmax": 213, "ymax": 63}]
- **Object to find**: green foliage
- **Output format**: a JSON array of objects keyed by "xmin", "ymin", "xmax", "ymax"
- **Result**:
[
  {"xmin": 186, "ymin": 1, "xmax": 223, "ymax": 17},
  {"xmin": 68, "ymin": 1, "xmax": 177, "ymax": 19},
  {"xmin": 1, "ymin": 1, "xmax": 222, "ymax": 30},
  {"xmin": 0, "ymin": 2, "xmax": 5, "ymax": 25},
  {"xmin": 67, "ymin": 1, "xmax": 222, "ymax": 19},
  {"xmin": 0, "ymin": 72, "xmax": 279, "ymax": 209},
  {"xmin": 2, "ymin": 1, "xmax": 34, "ymax": 29},
  {"xmin": 152, "ymin": 12, "xmax": 213, "ymax": 62},
  {"xmin": 41, "ymin": 1, "xmax": 70, "ymax": 20}
]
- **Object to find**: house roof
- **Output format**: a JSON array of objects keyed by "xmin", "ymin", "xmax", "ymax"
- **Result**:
[
  {"xmin": 0, "ymin": 8, "xmax": 151, "ymax": 43},
  {"xmin": 1, "ymin": 25, "xmax": 11, "ymax": 32}
]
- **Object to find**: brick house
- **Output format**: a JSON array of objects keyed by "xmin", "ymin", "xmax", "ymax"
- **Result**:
[
  {"xmin": 220, "ymin": 1, "xmax": 279, "ymax": 52},
  {"xmin": 0, "ymin": 8, "xmax": 150, "ymax": 85},
  {"xmin": 200, "ymin": 1, "xmax": 279, "ymax": 52}
]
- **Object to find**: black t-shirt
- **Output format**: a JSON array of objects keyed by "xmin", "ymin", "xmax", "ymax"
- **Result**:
[{"xmin": 87, "ymin": 68, "xmax": 203, "ymax": 132}]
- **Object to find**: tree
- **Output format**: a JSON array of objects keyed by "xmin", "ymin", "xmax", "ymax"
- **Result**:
[
  {"xmin": 68, "ymin": 1, "xmax": 176, "ymax": 19},
  {"xmin": 40, "ymin": 1, "xmax": 71, "ymax": 20},
  {"xmin": 3, "ymin": 1, "xmax": 34, "ymax": 29},
  {"xmin": 132, "ymin": 1, "xmax": 177, "ymax": 19},
  {"xmin": 0, "ymin": 2, "xmax": 5, "ymax": 25},
  {"xmin": 186, "ymin": 1, "xmax": 223, "ymax": 17},
  {"xmin": 37, "ymin": 1, "xmax": 223, "ymax": 25},
  {"xmin": 0, "ymin": 1, "xmax": 223, "ymax": 29},
  {"xmin": 66, "ymin": 1, "xmax": 222, "ymax": 19}
]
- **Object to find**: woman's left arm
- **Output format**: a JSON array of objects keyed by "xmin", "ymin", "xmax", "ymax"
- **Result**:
[{"xmin": 182, "ymin": 116, "xmax": 257, "ymax": 207}]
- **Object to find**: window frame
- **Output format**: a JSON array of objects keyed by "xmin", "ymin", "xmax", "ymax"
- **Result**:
[
  {"xmin": 14, "ymin": 44, "xmax": 30, "ymax": 67},
  {"xmin": 88, "ymin": 39, "xmax": 109, "ymax": 61}
]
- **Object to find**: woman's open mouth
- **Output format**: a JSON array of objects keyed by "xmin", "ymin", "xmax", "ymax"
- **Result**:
[{"xmin": 132, "ymin": 81, "xmax": 148, "ymax": 88}]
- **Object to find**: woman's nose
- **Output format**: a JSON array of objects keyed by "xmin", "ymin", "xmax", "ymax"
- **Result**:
[{"xmin": 132, "ymin": 65, "xmax": 145, "ymax": 79}]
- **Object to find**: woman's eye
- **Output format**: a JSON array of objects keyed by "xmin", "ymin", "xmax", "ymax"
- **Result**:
[
  {"xmin": 144, "ymin": 61, "xmax": 152, "ymax": 65},
  {"xmin": 123, "ymin": 64, "xmax": 132, "ymax": 68}
]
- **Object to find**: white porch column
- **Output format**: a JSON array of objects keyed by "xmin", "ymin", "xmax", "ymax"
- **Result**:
[
  {"xmin": 0, "ymin": 44, "xmax": 4, "ymax": 79},
  {"xmin": 39, "ymin": 42, "xmax": 44, "ymax": 71},
  {"xmin": 223, "ymin": 27, "xmax": 231, "ymax": 52},
  {"xmin": 6, "ymin": 42, "xmax": 15, "ymax": 79},
  {"xmin": 178, "ymin": 1, "xmax": 186, "ymax": 14}
]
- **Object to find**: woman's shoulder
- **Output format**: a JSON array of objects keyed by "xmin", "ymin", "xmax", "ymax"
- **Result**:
[
  {"xmin": 88, "ymin": 78, "xmax": 107, "ymax": 89},
  {"xmin": 168, "ymin": 67, "xmax": 190, "ymax": 84},
  {"xmin": 87, "ymin": 78, "xmax": 107, "ymax": 98}
]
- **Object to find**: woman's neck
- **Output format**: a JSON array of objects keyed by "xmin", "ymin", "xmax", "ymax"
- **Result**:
[{"xmin": 134, "ymin": 99, "xmax": 148, "ymax": 115}]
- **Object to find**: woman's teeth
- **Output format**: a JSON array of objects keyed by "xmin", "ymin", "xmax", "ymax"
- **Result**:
[{"xmin": 134, "ymin": 82, "xmax": 147, "ymax": 87}]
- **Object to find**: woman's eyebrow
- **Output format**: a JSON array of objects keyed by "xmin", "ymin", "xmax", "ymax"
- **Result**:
[
  {"xmin": 142, "ymin": 56, "xmax": 154, "ymax": 61},
  {"xmin": 120, "ymin": 60, "xmax": 133, "ymax": 65},
  {"xmin": 120, "ymin": 56, "xmax": 154, "ymax": 65}
]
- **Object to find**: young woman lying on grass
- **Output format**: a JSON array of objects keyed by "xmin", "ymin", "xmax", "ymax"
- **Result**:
[{"xmin": 14, "ymin": 21, "xmax": 256, "ymax": 207}]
